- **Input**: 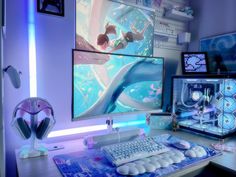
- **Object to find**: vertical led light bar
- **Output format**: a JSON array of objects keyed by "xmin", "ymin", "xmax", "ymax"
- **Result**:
[{"xmin": 28, "ymin": 0, "xmax": 37, "ymax": 97}]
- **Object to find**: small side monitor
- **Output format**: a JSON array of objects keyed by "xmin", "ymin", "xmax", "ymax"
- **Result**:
[{"xmin": 181, "ymin": 52, "xmax": 209, "ymax": 74}]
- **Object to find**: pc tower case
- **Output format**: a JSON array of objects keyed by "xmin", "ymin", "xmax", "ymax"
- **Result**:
[{"xmin": 172, "ymin": 75, "xmax": 236, "ymax": 138}]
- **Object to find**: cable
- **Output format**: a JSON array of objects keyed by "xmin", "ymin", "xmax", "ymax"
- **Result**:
[{"xmin": 114, "ymin": 127, "xmax": 121, "ymax": 143}]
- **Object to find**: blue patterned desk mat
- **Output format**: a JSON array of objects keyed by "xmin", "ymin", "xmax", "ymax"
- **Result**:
[{"xmin": 53, "ymin": 134, "xmax": 221, "ymax": 177}]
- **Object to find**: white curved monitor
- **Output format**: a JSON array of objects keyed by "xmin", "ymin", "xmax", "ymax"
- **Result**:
[{"xmin": 72, "ymin": 50, "xmax": 164, "ymax": 120}]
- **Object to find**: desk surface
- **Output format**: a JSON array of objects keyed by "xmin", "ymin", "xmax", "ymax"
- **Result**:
[{"xmin": 15, "ymin": 130, "xmax": 236, "ymax": 177}]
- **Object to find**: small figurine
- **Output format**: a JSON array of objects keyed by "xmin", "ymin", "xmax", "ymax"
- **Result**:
[
  {"xmin": 172, "ymin": 113, "xmax": 179, "ymax": 132},
  {"xmin": 146, "ymin": 113, "xmax": 151, "ymax": 126}
]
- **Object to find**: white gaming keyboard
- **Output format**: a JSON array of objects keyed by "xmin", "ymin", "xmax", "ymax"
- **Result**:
[{"xmin": 101, "ymin": 136, "xmax": 169, "ymax": 166}]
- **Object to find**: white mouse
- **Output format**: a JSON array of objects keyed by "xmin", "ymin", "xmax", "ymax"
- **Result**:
[{"xmin": 172, "ymin": 140, "xmax": 191, "ymax": 150}]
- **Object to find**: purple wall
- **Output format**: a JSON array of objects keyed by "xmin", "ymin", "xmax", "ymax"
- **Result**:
[
  {"xmin": 188, "ymin": 0, "xmax": 236, "ymax": 51},
  {"xmin": 3, "ymin": 1, "xmax": 92, "ymax": 177},
  {"xmin": 3, "ymin": 1, "xmax": 29, "ymax": 177}
]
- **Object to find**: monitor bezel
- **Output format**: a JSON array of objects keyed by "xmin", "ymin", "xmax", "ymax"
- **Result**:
[
  {"xmin": 181, "ymin": 52, "xmax": 209, "ymax": 74},
  {"xmin": 72, "ymin": 49, "xmax": 165, "ymax": 121},
  {"xmin": 149, "ymin": 112, "xmax": 171, "ymax": 116},
  {"xmin": 171, "ymin": 74, "xmax": 236, "ymax": 138}
]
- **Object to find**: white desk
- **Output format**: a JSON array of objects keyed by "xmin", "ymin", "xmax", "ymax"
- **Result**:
[{"xmin": 15, "ymin": 130, "xmax": 236, "ymax": 177}]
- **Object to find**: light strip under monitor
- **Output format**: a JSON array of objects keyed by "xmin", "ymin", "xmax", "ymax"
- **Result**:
[{"xmin": 47, "ymin": 120, "xmax": 146, "ymax": 138}]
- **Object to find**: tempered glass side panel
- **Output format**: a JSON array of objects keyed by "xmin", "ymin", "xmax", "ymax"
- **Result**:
[{"xmin": 172, "ymin": 76, "xmax": 236, "ymax": 138}]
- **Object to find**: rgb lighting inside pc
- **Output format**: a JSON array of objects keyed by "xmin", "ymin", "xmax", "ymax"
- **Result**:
[{"xmin": 172, "ymin": 75, "xmax": 236, "ymax": 138}]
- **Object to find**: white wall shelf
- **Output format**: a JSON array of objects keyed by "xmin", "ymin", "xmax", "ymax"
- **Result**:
[
  {"xmin": 154, "ymin": 31, "xmax": 177, "ymax": 39},
  {"xmin": 165, "ymin": 9, "xmax": 194, "ymax": 22}
]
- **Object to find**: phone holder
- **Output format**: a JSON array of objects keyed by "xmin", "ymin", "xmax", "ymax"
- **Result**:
[{"xmin": 3, "ymin": 65, "xmax": 21, "ymax": 88}]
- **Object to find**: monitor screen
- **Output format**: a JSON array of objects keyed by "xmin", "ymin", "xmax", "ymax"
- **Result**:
[
  {"xmin": 181, "ymin": 52, "xmax": 209, "ymax": 74},
  {"xmin": 172, "ymin": 75, "xmax": 236, "ymax": 138},
  {"xmin": 75, "ymin": 0, "xmax": 155, "ymax": 56},
  {"xmin": 72, "ymin": 49, "xmax": 164, "ymax": 120}
]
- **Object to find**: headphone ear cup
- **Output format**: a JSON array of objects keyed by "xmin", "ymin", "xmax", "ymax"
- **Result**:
[
  {"xmin": 16, "ymin": 117, "xmax": 31, "ymax": 139},
  {"xmin": 36, "ymin": 117, "xmax": 50, "ymax": 139}
]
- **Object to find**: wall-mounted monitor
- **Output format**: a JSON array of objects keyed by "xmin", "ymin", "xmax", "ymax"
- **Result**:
[
  {"xmin": 72, "ymin": 49, "xmax": 164, "ymax": 120},
  {"xmin": 181, "ymin": 52, "xmax": 209, "ymax": 74},
  {"xmin": 172, "ymin": 75, "xmax": 236, "ymax": 138},
  {"xmin": 75, "ymin": 0, "xmax": 155, "ymax": 56}
]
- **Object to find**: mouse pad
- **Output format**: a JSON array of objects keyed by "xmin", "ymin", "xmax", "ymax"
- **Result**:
[{"xmin": 53, "ymin": 134, "xmax": 221, "ymax": 177}]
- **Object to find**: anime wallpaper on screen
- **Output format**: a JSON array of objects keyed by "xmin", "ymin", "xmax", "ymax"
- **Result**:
[
  {"xmin": 75, "ymin": 0, "xmax": 155, "ymax": 56},
  {"xmin": 73, "ymin": 50, "xmax": 164, "ymax": 120},
  {"xmin": 73, "ymin": 0, "xmax": 159, "ymax": 120}
]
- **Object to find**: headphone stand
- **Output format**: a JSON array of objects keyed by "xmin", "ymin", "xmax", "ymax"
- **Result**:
[
  {"xmin": 18, "ymin": 114, "xmax": 48, "ymax": 159},
  {"xmin": 19, "ymin": 142, "xmax": 48, "ymax": 159},
  {"xmin": 12, "ymin": 97, "xmax": 55, "ymax": 158}
]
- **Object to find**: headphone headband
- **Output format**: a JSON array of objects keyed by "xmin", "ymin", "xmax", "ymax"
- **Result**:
[{"xmin": 12, "ymin": 97, "xmax": 54, "ymax": 119}]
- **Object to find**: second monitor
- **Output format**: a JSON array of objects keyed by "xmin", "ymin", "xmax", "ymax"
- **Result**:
[{"xmin": 181, "ymin": 52, "xmax": 209, "ymax": 74}]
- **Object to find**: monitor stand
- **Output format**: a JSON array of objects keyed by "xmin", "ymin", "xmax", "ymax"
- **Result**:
[
  {"xmin": 106, "ymin": 116, "xmax": 114, "ymax": 133},
  {"xmin": 18, "ymin": 115, "xmax": 48, "ymax": 159}
]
